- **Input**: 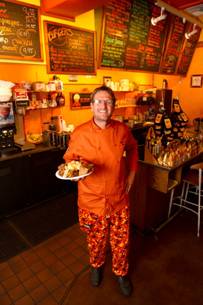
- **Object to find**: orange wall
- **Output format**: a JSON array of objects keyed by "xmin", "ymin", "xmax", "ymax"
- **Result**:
[{"xmin": 0, "ymin": 2, "xmax": 202, "ymax": 135}]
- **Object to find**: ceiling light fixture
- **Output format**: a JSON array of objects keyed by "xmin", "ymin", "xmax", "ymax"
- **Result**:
[
  {"xmin": 185, "ymin": 24, "xmax": 198, "ymax": 39},
  {"xmin": 151, "ymin": 7, "xmax": 167, "ymax": 26}
]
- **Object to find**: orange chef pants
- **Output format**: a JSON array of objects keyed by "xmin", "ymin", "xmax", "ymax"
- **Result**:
[{"xmin": 78, "ymin": 206, "xmax": 129, "ymax": 276}]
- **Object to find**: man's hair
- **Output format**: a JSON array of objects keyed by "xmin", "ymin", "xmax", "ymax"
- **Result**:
[{"xmin": 90, "ymin": 86, "xmax": 116, "ymax": 105}]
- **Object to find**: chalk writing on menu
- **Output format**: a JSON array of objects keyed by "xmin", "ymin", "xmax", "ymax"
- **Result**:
[
  {"xmin": 176, "ymin": 25, "xmax": 201, "ymax": 75},
  {"xmin": 100, "ymin": 0, "xmax": 131, "ymax": 68},
  {"xmin": 0, "ymin": 0, "xmax": 41, "ymax": 60},
  {"xmin": 159, "ymin": 16, "xmax": 187, "ymax": 74},
  {"xmin": 44, "ymin": 21, "xmax": 96, "ymax": 75},
  {"xmin": 100, "ymin": 0, "xmax": 167, "ymax": 72},
  {"xmin": 125, "ymin": 0, "xmax": 167, "ymax": 71},
  {"xmin": 99, "ymin": 0, "xmax": 199, "ymax": 74}
]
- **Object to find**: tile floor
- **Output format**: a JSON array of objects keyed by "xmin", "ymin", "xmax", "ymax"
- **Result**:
[
  {"xmin": 1, "ymin": 205, "xmax": 203, "ymax": 305},
  {"xmin": 0, "ymin": 224, "xmax": 89, "ymax": 305}
]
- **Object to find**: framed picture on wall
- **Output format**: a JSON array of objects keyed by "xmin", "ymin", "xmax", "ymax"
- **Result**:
[
  {"xmin": 103, "ymin": 76, "xmax": 112, "ymax": 87},
  {"xmin": 191, "ymin": 75, "xmax": 202, "ymax": 87},
  {"xmin": 70, "ymin": 92, "xmax": 91, "ymax": 110}
]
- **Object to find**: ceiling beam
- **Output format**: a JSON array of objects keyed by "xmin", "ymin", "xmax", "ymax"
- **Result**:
[{"xmin": 156, "ymin": 0, "xmax": 203, "ymax": 28}]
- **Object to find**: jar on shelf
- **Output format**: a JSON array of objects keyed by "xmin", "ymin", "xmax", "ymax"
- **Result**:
[{"xmin": 42, "ymin": 122, "xmax": 50, "ymax": 146}]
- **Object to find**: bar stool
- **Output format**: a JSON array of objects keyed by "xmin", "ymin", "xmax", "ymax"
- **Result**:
[{"xmin": 168, "ymin": 162, "xmax": 203, "ymax": 237}]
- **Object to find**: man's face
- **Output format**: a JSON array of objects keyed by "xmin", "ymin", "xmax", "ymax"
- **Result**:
[{"xmin": 91, "ymin": 90, "xmax": 114, "ymax": 125}]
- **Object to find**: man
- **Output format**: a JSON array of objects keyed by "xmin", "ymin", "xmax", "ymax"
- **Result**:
[{"xmin": 63, "ymin": 86, "xmax": 138, "ymax": 296}]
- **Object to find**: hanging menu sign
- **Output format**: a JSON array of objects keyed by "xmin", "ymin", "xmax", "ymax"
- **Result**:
[
  {"xmin": 159, "ymin": 16, "xmax": 187, "ymax": 74},
  {"xmin": 125, "ymin": 0, "xmax": 167, "ymax": 72},
  {"xmin": 99, "ymin": 0, "xmax": 167, "ymax": 72},
  {"xmin": 0, "ymin": 0, "xmax": 42, "ymax": 60},
  {"xmin": 100, "ymin": 0, "xmax": 131, "ymax": 68},
  {"xmin": 44, "ymin": 21, "xmax": 96, "ymax": 75},
  {"xmin": 176, "ymin": 25, "xmax": 201, "ymax": 75},
  {"xmin": 99, "ymin": 0, "xmax": 199, "ymax": 75}
]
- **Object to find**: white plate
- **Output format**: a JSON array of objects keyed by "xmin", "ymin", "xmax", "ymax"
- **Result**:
[{"xmin": 55, "ymin": 169, "xmax": 93, "ymax": 181}]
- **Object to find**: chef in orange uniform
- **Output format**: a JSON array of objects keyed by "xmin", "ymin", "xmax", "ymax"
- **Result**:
[{"xmin": 63, "ymin": 86, "xmax": 138, "ymax": 296}]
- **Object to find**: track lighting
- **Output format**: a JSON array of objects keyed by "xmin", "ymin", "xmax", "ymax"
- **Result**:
[
  {"xmin": 151, "ymin": 7, "xmax": 167, "ymax": 26},
  {"xmin": 185, "ymin": 24, "xmax": 198, "ymax": 40}
]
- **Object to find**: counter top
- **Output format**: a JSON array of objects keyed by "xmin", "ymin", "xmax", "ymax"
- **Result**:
[
  {"xmin": 137, "ymin": 150, "xmax": 203, "ymax": 193},
  {"xmin": 140, "ymin": 149, "xmax": 203, "ymax": 172},
  {"xmin": 0, "ymin": 145, "xmax": 66, "ymax": 162}
]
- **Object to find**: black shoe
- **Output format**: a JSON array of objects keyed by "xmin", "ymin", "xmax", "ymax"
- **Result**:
[
  {"xmin": 117, "ymin": 276, "xmax": 133, "ymax": 297},
  {"xmin": 90, "ymin": 267, "xmax": 102, "ymax": 287}
]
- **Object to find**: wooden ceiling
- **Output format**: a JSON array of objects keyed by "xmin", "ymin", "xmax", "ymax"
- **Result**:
[
  {"xmin": 160, "ymin": 1, "xmax": 203, "ymax": 9},
  {"xmin": 41, "ymin": 0, "xmax": 203, "ymax": 21}
]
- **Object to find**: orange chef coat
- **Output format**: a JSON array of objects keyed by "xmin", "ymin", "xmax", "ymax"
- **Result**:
[{"xmin": 63, "ymin": 119, "xmax": 138, "ymax": 216}]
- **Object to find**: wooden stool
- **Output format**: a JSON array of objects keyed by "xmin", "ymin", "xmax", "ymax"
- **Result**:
[{"xmin": 168, "ymin": 162, "xmax": 203, "ymax": 237}]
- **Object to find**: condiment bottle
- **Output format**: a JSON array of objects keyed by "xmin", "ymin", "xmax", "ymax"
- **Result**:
[{"xmin": 56, "ymin": 92, "xmax": 65, "ymax": 106}]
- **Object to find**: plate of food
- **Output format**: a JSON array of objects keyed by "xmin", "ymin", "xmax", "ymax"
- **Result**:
[{"xmin": 56, "ymin": 160, "xmax": 94, "ymax": 180}]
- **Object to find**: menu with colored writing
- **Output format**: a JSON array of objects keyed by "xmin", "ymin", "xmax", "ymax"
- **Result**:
[
  {"xmin": 160, "ymin": 16, "xmax": 187, "ymax": 74},
  {"xmin": 99, "ymin": 0, "xmax": 199, "ymax": 75},
  {"xmin": 125, "ymin": 0, "xmax": 167, "ymax": 71},
  {"xmin": 44, "ymin": 21, "xmax": 96, "ymax": 75},
  {"xmin": 100, "ymin": 0, "xmax": 131, "ymax": 68},
  {"xmin": 0, "ymin": 0, "xmax": 42, "ymax": 60},
  {"xmin": 99, "ymin": 0, "xmax": 167, "ymax": 72},
  {"xmin": 176, "ymin": 24, "xmax": 201, "ymax": 75}
]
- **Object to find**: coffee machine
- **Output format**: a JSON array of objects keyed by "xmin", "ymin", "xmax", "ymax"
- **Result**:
[{"xmin": 0, "ymin": 101, "xmax": 18, "ymax": 155}]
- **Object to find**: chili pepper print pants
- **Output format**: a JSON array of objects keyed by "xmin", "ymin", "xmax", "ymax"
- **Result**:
[{"xmin": 78, "ymin": 206, "xmax": 130, "ymax": 276}]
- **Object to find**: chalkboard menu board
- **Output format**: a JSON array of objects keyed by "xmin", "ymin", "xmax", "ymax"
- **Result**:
[
  {"xmin": 100, "ymin": 0, "xmax": 131, "ymax": 68},
  {"xmin": 100, "ymin": 0, "xmax": 167, "ymax": 72},
  {"xmin": 99, "ymin": 0, "xmax": 200, "ymax": 75},
  {"xmin": 0, "ymin": 0, "xmax": 42, "ymax": 60},
  {"xmin": 125, "ymin": 0, "xmax": 168, "ymax": 72},
  {"xmin": 176, "ymin": 24, "xmax": 201, "ymax": 75},
  {"xmin": 44, "ymin": 21, "xmax": 96, "ymax": 75},
  {"xmin": 159, "ymin": 16, "xmax": 187, "ymax": 74}
]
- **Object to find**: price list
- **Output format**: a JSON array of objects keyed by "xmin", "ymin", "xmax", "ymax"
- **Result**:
[
  {"xmin": 0, "ymin": 0, "xmax": 41, "ymax": 60},
  {"xmin": 100, "ymin": 0, "xmax": 167, "ymax": 72},
  {"xmin": 44, "ymin": 22, "xmax": 96, "ymax": 74},
  {"xmin": 125, "ymin": 0, "xmax": 166, "ymax": 71},
  {"xmin": 176, "ymin": 25, "xmax": 201, "ymax": 75},
  {"xmin": 160, "ymin": 16, "xmax": 187, "ymax": 74},
  {"xmin": 100, "ymin": 0, "xmax": 131, "ymax": 68}
]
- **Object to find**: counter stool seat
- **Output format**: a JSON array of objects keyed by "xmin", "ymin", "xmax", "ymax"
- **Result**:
[{"xmin": 168, "ymin": 162, "xmax": 203, "ymax": 237}]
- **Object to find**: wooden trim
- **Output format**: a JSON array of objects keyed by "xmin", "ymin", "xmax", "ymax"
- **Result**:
[
  {"xmin": 156, "ymin": 0, "xmax": 203, "ymax": 28},
  {"xmin": 196, "ymin": 41, "xmax": 203, "ymax": 48}
]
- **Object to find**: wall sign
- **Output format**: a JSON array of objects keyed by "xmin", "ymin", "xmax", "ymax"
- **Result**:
[
  {"xmin": 99, "ymin": 0, "xmax": 167, "ymax": 72},
  {"xmin": 0, "ymin": 0, "xmax": 42, "ymax": 60},
  {"xmin": 44, "ymin": 21, "xmax": 96, "ymax": 75},
  {"xmin": 70, "ymin": 92, "xmax": 91, "ymax": 109},
  {"xmin": 176, "ymin": 24, "xmax": 201, "ymax": 76},
  {"xmin": 99, "ymin": 0, "xmax": 201, "ymax": 75},
  {"xmin": 159, "ymin": 15, "xmax": 187, "ymax": 74},
  {"xmin": 191, "ymin": 75, "xmax": 202, "ymax": 87}
]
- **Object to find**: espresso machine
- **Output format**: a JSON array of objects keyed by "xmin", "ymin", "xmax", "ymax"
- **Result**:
[{"xmin": 0, "ymin": 100, "xmax": 18, "ymax": 155}]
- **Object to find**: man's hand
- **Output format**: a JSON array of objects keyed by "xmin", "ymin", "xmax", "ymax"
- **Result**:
[{"xmin": 125, "ymin": 171, "xmax": 136, "ymax": 193}]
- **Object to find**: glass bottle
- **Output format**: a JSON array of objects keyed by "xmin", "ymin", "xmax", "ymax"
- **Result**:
[{"xmin": 56, "ymin": 92, "xmax": 65, "ymax": 106}]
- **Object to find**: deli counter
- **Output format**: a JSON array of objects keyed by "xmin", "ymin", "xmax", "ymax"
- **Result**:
[{"xmin": 129, "ymin": 137, "xmax": 203, "ymax": 234}]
